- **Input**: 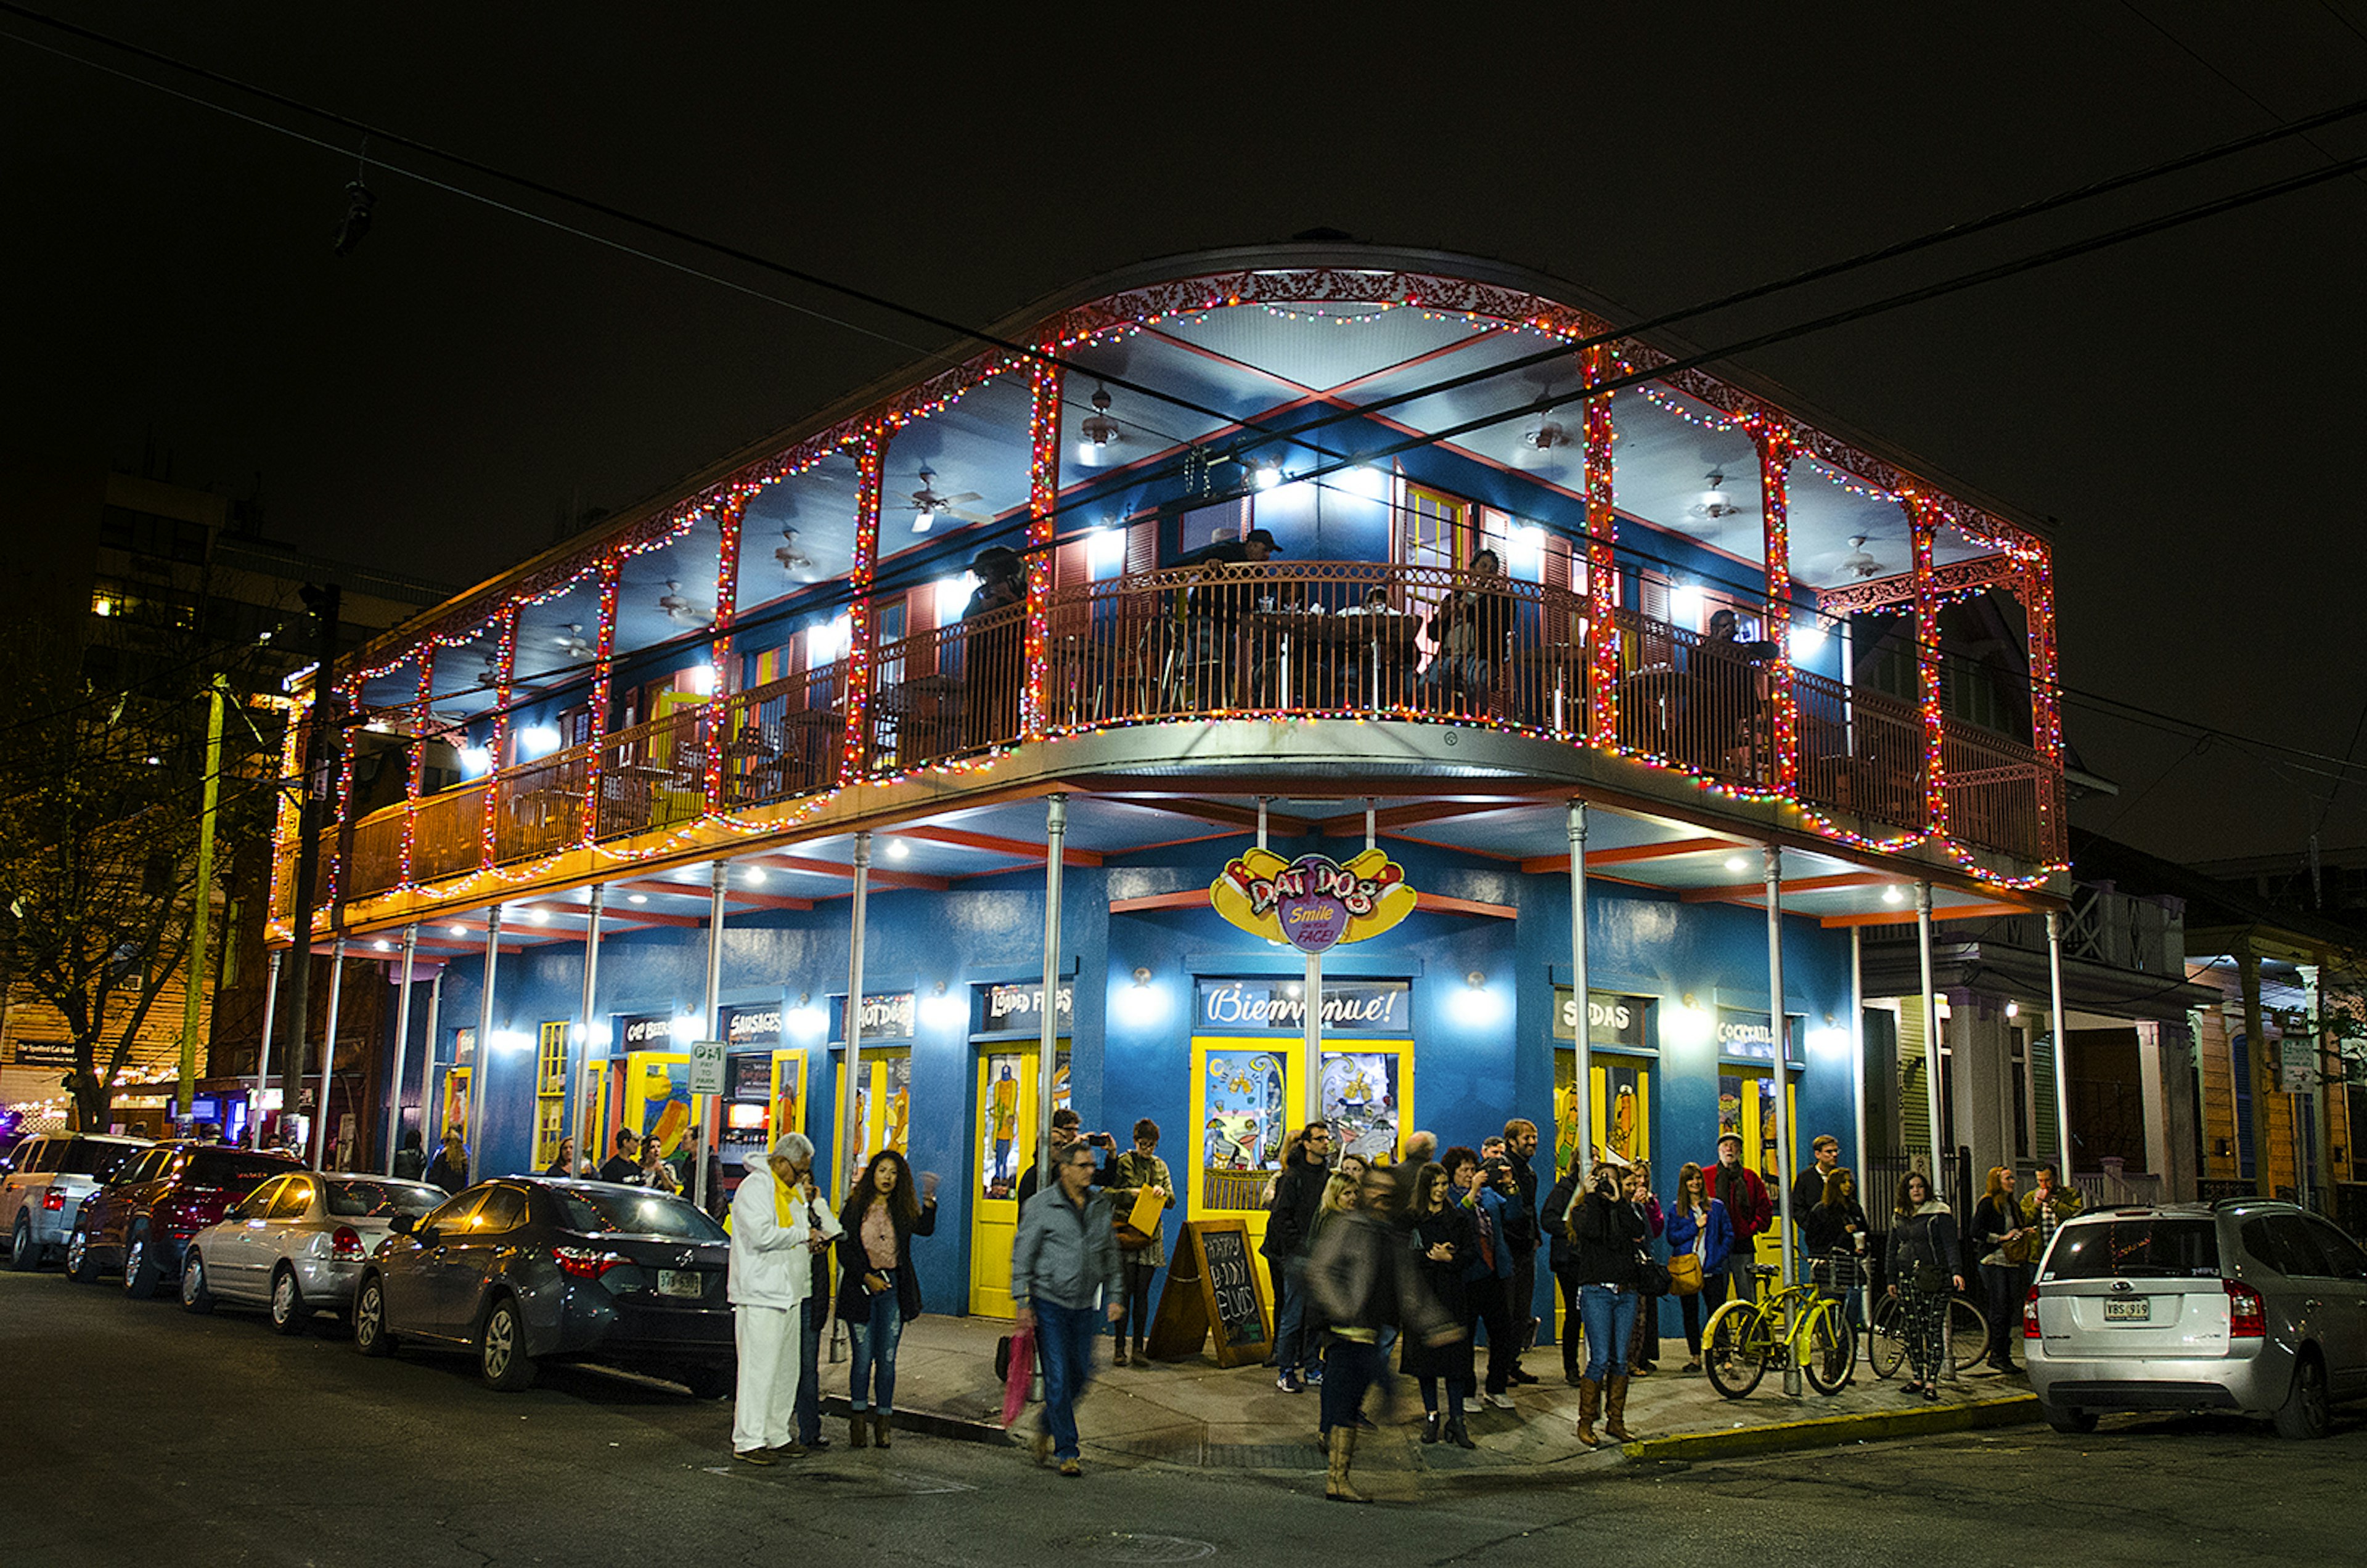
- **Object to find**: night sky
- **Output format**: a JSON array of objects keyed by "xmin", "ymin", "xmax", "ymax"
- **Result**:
[{"xmin": 9, "ymin": 4, "xmax": 2365, "ymax": 868}]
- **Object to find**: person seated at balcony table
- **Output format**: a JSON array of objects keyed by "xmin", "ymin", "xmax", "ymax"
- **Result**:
[
  {"xmin": 1418, "ymin": 549, "xmax": 1510, "ymax": 716},
  {"xmin": 1342, "ymin": 586, "xmax": 1419, "ymax": 708},
  {"xmin": 1690, "ymin": 608, "xmax": 1780, "ymax": 769},
  {"xmin": 1175, "ymin": 528, "xmax": 1281, "ymax": 706},
  {"xmin": 960, "ymin": 545, "xmax": 1026, "ymax": 748}
]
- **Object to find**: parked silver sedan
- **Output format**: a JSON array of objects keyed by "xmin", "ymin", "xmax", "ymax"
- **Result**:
[{"xmin": 180, "ymin": 1172, "xmax": 446, "ymax": 1332}]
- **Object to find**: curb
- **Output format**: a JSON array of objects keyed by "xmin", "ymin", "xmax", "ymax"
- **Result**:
[
  {"xmin": 1619, "ymin": 1392, "xmax": 2039, "ymax": 1461},
  {"xmin": 817, "ymin": 1394, "xmax": 1012, "ymax": 1448}
]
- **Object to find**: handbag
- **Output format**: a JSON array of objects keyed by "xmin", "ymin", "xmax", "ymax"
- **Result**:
[
  {"xmin": 1666, "ymin": 1253, "xmax": 1704, "ymax": 1296},
  {"xmin": 1911, "ymin": 1259, "xmax": 1947, "ymax": 1293},
  {"xmin": 1635, "ymin": 1248, "xmax": 1672, "ymax": 1297}
]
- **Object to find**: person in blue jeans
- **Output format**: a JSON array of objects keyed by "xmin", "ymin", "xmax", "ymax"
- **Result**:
[
  {"xmin": 1261, "ymin": 1122, "xmax": 1333, "ymax": 1394},
  {"xmin": 833, "ymin": 1150, "xmax": 939, "ymax": 1450},
  {"xmin": 1012, "ymin": 1141, "xmax": 1126, "ymax": 1476},
  {"xmin": 1568, "ymin": 1157, "xmax": 1648, "ymax": 1448}
]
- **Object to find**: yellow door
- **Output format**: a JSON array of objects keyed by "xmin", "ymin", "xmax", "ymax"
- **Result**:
[
  {"xmin": 832, "ymin": 1048, "xmax": 914, "ymax": 1191},
  {"xmin": 969, "ymin": 1045, "xmax": 1066, "ymax": 1318},
  {"xmin": 1549, "ymin": 1054, "xmax": 1655, "ymax": 1339},
  {"xmin": 1189, "ymin": 1038, "xmax": 1297, "ymax": 1258},
  {"xmin": 1717, "ymin": 1066, "xmax": 1801, "ymax": 1262}
]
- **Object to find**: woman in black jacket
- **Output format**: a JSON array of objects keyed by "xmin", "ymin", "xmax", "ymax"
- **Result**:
[
  {"xmin": 1400, "ymin": 1162, "xmax": 1476, "ymax": 1449},
  {"xmin": 1884, "ymin": 1170, "xmax": 1963, "ymax": 1401},
  {"xmin": 834, "ymin": 1150, "xmax": 939, "ymax": 1448},
  {"xmin": 1801, "ymin": 1168, "xmax": 1870, "ymax": 1328},
  {"xmin": 1569, "ymin": 1161, "xmax": 1648, "ymax": 1448},
  {"xmin": 1966, "ymin": 1166, "xmax": 2030, "ymax": 1374},
  {"xmin": 1538, "ymin": 1154, "xmax": 1585, "ymax": 1387}
]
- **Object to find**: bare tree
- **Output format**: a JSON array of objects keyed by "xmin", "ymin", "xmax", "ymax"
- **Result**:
[{"xmin": 0, "ymin": 612, "xmax": 271, "ymax": 1129}]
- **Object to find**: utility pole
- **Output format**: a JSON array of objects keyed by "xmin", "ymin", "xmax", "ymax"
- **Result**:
[
  {"xmin": 277, "ymin": 585, "xmax": 340, "ymax": 1147},
  {"xmin": 174, "ymin": 677, "xmax": 229, "ymax": 1121}
]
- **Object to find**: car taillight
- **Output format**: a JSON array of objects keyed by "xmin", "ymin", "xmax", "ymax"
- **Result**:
[
  {"xmin": 330, "ymin": 1227, "xmax": 367, "ymax": 1262},
  {"xmin": 41, "ymin": 1190, "xmax": 65, "ymax": 1211},
  {"xmin": 553, "ymin": 1246, "xmax": 625, "ymax": 1280},
  {"xmin": 2225, "ymin": 1278, "xmax": 2266, "ymax": 1338},
  {"xmin": 2023, "ymin": 1286, "xmax": 2042, "ymax": 1339}
]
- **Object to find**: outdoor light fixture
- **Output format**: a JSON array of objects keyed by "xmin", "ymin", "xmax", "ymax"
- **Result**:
[
  {"xmin": 1455, "ymin": 970, "xmax": 1504, "ymax": 1026},
  {"xmin": 2005, "ymin": 1001, "xmax": 2019, "ymax": 1018},
  {"xmin": 1669, "ymin": 583, "xmax": 1703, "ymax": 626},
  {"xmin": 489, "ymin": 1029, "xmax": 533, "ymax": 1053},
  {"xmin": 457, "ymin": 746, "xmax": 493, "ymax": 778},
  {"xmin": 1253, "ymin": 462, "xmax": 1283, "ymax": 491},
  {"xmin": 447, "ymin": 925, "xmax": 467, "ymax": 938},
  {"xmin": 525, "ymin": 906, "xmax": 550, "ymax": 925},
  {"xmin": 787, "ymin": 994, "xmax": 828, "ymax": 1037},
  {"xmin": 1088, "ymin": 527, "xmax": 1126, "ymax": 576},
  {"xmin": 684, "ymin": 664, "xmax": 718, "ymax": 697},
  {"xmin": 626, "ymin": 893, "xmax": 648, "ymax": 905},
  {"xmin": 745, "ymin": 867, "xmax": 767, "ymax": 886},
  {"xmin": 920, "ymin": 982, "xmax": 965, "ymax": 1030},
  {"xmin": 1664, "ymin": 995, "xmax": 1713, "ymax": 1048},
  {"xmin": 936, "ymin": 571, "xmax": 979, "ymax": 621},
  {"xmin": 669, "ymin": 1015, "xmax": 698, "ymax": 1042},
  {"xmin": 1120, "ymin": 967, "xmax": 1163, "ymax": 1026},
  {"xmin": 517, "ymin": 724, "xmax": 561, "ymax": 760},
  {"xmin": 885, "ymin": 839, "xmax": 910, "ymax": 860},
  {"xmin": 1788, "ymin": 621, "xmax": 1827, "ymax": 662},
  {"xmin": 1076, "ymin": 385, "xmax": 1120, "ymax": 464},
  {"xmin": 1340, "ymin": 463, "xmax": 1388, "ymax": 500},
  {"xmin": 1881, "ymin": 885, "xmax": 1905, "ymax": 905},
  {"xmin": 373, "ymin": 939, "xmax": 391, "ymax": 952},
  {"xmin": 1725, "ymin": 855, "xmax": 1750, "ymax": 873}
]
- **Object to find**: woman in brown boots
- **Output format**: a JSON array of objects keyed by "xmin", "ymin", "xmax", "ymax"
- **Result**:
[
  {"xmin": 834, "ymin": 1149, "xmax": 939, "ymax": 1449},
  {"xmin": 1568, "ymin": 1155, "xmax": 1648, "ymax": 1448}
]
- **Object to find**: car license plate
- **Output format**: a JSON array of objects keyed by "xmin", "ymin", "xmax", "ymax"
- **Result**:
[
  {"xmin": 2102, "ymin": 1297, "xmax": 2151, "ymax": 1323},
  {"xmin": 656, "ymin": 1269, "xmax": 703, "ymax": 1299}
]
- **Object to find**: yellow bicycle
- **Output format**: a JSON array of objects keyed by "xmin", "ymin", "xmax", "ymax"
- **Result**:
[{"xmin": 1703, "ymin": 1265, "xmax": 1856, "ymax": 1397}]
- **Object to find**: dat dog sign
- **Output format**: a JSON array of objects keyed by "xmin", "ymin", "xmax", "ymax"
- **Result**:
[{"xmin": 1210, "ymin": 848, "xmax": 1417, "ymax": 953}]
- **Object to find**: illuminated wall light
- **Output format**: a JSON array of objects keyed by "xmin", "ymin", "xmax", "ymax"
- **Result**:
[
  {"xmin": 525, "ymin": 906, "xmax": 550, "ymax": 925},
  {"xmin": 1087, "ymin": 527, "xmax": 1127, "ymax": 577},
  {"xmin": 669, "ymin": 1015, "xmax": 700, "ymax": 1042},
  {"xmin": 489, "ymin": 1029, "xmax": 534, "ymax": 1053},
  {"xmin": 2005, "ymin": 1001, "xmax": 2020, "ymax": 1018},
  {"xmin": 1881, "ymin": 885, "xmax": 1905, "ymax": 905},
  {"xmin": 1787, "ymin": 621, "xmax": 1828, "ymax": 663},
  {"xmin": 1341, "ymin": 463, "xmax": 1388, "ymax": 501},
  {"xmin": 626, "ymin": 892, "xmax": 648, "ymax": 905},
  {"xmin": 1253, "ymin": 463, "xmax": 1282, "ymax": 491},
  {"xmin": 517, "ymin": 724, "xmax": 562, "ymax": 760},
  {"xmin": 1806, "ymin": 1026, "xmax": 1851, "ymax": 1058},
  {"xmin": 457, "ymin": 746, "xmax": 493, "ymax": 777},
  {"xmin": 1669, "ymin": 584, "xmax": 1703, "ymax": 627},
  {"xmin": 919, "ymin": 983, "xmax": 965, "ymax": 1030},
  {"xmin": 787, "ymin": 995, "xmax": 828, "ymax": 1038},
  {"xmin": 744, "ymin": 867, "xmax": 767, "ymax": 886},
  {"xmin": 936, "ymin": 572, "xmax": 980, "ymax": 622},
  {"xmin": 1723, "ymin": 855, "xmax": 1750, "ymax": 873},
  {"xmin": 885, "ymin": 839, "xmax": 910, "ymax": 860},
  {"xmin": 581, "ymin": 1021, "xmax": 613, "ymax": 1049},
  {"xmin": 1508, "ymin": 525, "xmax": 1546, "ymax": 573},
  {"xmin": 372, "ymin": 939, "xmax": 392, "ymax": 952},
  {"xmin": 1455, "ymin": 970, "xmax": 1503, "ymax": 1026},
  {"xmin": 447, "ymin": 924, "xmax": 468, "ymax": 937},
  {"xmin": 684, "ymin": 664, "xmax": 718, "ymax": 697},
  {"xmin": 1663, "ymin": 996, "xmax": 1714, "ymax": 1049},
  {"xmin": 1119, "ymin": 966, "xmax": 1164, "ymax": 1027}
]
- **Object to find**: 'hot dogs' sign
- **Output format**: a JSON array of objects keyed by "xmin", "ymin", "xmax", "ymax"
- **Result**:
[{"xmin": 1210, "ymin": 849, "xmax": 1415, "ymax": 955}]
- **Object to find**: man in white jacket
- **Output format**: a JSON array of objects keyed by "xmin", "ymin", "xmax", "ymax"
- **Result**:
[{"xmin": 729, "ymin": 1132, "xmax": 841, "ymax": 1463}]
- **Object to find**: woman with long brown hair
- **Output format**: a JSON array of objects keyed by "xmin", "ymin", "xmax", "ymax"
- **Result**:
[
  {"xmin": 1968, "ymin": 1164, "xmax": 2030, "ymax": 1374},
  {"xmin": 1886, "ymin": 1169, "xmax": 1963, "ymax": 1400},
  {"xmin": 1661, "ymin": 1161, "xmax": 1732, "ymax": 1374},
  {"xmin": 834, "ymin": 1149, "xmax": 939, "ymax": 1447}
]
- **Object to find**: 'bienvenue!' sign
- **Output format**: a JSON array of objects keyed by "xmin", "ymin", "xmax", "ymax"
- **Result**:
[{"xmin": 1197, "ymin": 978, "xmax": 1411, "ymax": 1032}]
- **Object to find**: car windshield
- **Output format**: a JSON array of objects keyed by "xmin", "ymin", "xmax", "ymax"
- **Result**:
[
  {"xmin": 2043, "ymin": 1217, "xmax": 2220, "ymax": 1280},
  {"xmin": 549, "ymin": 1186, "xmax": 724, "ymax": 1241},
  {"xmin": 325, "ymin": 1180, "xmax": 446, "ymax": 1219},
  {"xmin": 187, "ymin": 1151, "xmax": 300, "ymax": 1186}
]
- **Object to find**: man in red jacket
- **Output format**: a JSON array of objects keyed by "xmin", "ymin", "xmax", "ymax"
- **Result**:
[{"xmin": 1707, "ymin": 1132, "xmax": 1772, "ymax": 1302}]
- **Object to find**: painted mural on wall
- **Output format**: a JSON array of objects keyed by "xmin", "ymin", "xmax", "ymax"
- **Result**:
[
  {"xmin": 1320, "ymin": 1051, "xmax": 1400, "ymax": 1160},
  {"xmin": 1553, "ymin": 1055, "xmax": 1652, "ymax": 1177},
  {"xmin": 637, "ymin": 1057, "xmax": 693, "ymax": 1154},
  {"xmin": 1209, "ymin": 848, "xmax": 1416, "ymax": 954},
  {"xmin": 1203, "ymin": 1050, "xmax": 1286, "ymax": 1174}
]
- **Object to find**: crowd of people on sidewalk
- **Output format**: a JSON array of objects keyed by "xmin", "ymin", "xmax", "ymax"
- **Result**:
[{"xmin": 711, "ymin": 1105, "xmax": 2081, "ymax": 1493}]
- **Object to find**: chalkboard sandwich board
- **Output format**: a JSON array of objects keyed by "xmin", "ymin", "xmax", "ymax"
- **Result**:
[{"xmin": 1145, "ymin": 1218, "xmax": 1271, "ymax": 1368}]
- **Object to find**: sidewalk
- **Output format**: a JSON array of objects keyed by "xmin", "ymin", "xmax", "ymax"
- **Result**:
[{"xmin": 835, "ymin": 1315, "xmax": 2038, "ymax": 1478}]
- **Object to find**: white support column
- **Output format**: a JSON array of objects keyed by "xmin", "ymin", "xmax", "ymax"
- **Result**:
[
  {"xmin": 573, "ymin": 885, "xmax": 605, "ymax": 1178},
  {"xmin": 1038, "ymin": 798, "xmax": 1068, "ymax": 1176},
  {"xmin": 468, "ymin": 908, "xmax": 502, "ymax": 1183},
  {"xmin": 313, "ymin": 937, "xmax": 347, "ymax": 1171},
  {"xmin": 1850, "ymin": 925, "xmax": 1869, "ymax": 1327},
  {"xmin": 252, "ymin": 949, "xmax": 282, "ymax": 1146},
  {"xmin": 2045, "ymin": 910, "xmax": 2073, "ymax": 1180},
  {"xmin": 1567, "ymin": 801, "xmax": 1593, "ymax": 1167},
  {"xmin": 841, "ymin": 832, "xmax": 872, "ymax": 1194},
  {"xmin": 383, "ymin": 925, "xmax": 418, "ymax": 1174},
  {"xmin": 698, "ymin": 861, "xmax": 729, "ymax": 1214},
  {"xmin": 1916, "ymin": 883, "xmax": 1946, "ymax": 1194},
  {"xmin": 1302, "ymin": 947, "xmax": 1323, "ymax": 1129},
  {"xmin": 1765, "ymin": 844, "xmax": 1798, "ymax": 1394},
  {"xmin": 420, "ymin": 970, "xmax": 444, "ymax": 1150}
]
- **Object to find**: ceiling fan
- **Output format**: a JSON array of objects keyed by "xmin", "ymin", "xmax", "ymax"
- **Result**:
[
  {"xmin": 1838, "ymin": 536, "xmax": 1886, "ymax": 579},
  {"xmin": 896, "ymin": 467, "xmax": 989, "ymax": 534},
  {"xmin": 553, "ymin": 623, "xmax": 594, "ymax": 660},
  {"xmin": 1687, "ymin": 470, "xmax": 1751, "ymax": 527},
  {"xmin": 658, "ymin": 579, "xmax": 709, "ymax": 625},
  {"xmin": 774, "ymin": 526, "xmax": 815, "ymax": 576}
]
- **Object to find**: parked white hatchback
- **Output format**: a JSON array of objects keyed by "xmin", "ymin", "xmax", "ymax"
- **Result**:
[
  {"xmin": 180, "ymin": 1172, "xmax": 446, "ymax": 1331},
  {"xmin": 2025, "ymin": 1200, "xmax": 2367, "ymax": 1439}
]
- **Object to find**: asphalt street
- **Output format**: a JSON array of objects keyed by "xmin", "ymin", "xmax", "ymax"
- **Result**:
[{"xmin": 2, "ymin": 1267, "xmax": 2354, "ymax": 1568}]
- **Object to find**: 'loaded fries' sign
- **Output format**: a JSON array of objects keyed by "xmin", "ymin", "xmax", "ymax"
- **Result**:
[{"xmin": 1209, "ymin": 849, "xmax": 1417, "ymax": 954}]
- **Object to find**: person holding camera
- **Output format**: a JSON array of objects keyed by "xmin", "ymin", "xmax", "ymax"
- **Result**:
[
  {"xmin": 1016, "ymin": 1108, "xmax": 1113, "ymax": 1209},
  {"xmin": 1568, "ymin": 1156, "xmax": 1649, "ymax": 1448},
  {"xmin": 1447, "ymin": 1147, "xmax": 1518, "ymax": 1411}
]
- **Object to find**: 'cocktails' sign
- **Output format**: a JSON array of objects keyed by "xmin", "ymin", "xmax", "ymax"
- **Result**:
[{"xmin": 1210, "ymin": 848, "xmax": 1415, "ymax": 955}]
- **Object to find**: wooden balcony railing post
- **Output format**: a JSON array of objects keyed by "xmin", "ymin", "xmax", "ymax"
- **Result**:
[
  {"xmin": 1582, "ymin": 343, "xmax": 1619, "ymax": 749},
  {"xmin": 705, "ymin": 491, "xmax": 745, "ymax": 815},
  {"xmin": 2023, "ymin": 537, "xmax": 2064, "ymax": 860},
  {"xmin": 402, "ymin": 646, "xmax": 433, "ymax": 889},
  {"xmin": 584, "ymin": 557, "xmax": 620, "ymax": 847},
  {"xmin": 480, "ymin": 604, "xmax": 519, "ymax": 872},
  {"xmin": 1748, "ymin": 419, "xmax": 1798, "ymax": 793},
  {"xmin": 1023, "ymin": 356, "xmax": 1061, "ymax": 740},
  {"xmin": 1905, "ymin": 493, "xmax": 1947, "ymax": 841},
  {"xmin": 837, "ymin": 430, "xmax": 886, "ymax": 788}
]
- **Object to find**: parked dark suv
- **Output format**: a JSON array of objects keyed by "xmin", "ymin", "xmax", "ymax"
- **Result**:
[
  {"xmin": 351, "ymin": 1178, "xmax": 734, "ymax": 1395},
  {"xmin": 67, "ymin": 1144, "xmax": 303, "ymax": 1297}
]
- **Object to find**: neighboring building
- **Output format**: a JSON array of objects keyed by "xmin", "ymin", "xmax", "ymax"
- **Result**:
[
  {"xmin": 271, "ymin": 244, "xmax": 2075, "ymax": 1329},
  {"xmin": 2192, "ymin": 845, "xmax": 2367, "ymax": 929},
  {"xmin": 0, "ymin": 463, "xmax": 455, "ymax": 1127}
]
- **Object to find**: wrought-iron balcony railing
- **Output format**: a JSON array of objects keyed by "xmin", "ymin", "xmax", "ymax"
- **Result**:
[{"xmin": 325, "ymin": 561, "xmax": 2064, "ymax": 909}]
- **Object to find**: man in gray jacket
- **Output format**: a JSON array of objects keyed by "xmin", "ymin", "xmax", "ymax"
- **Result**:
[{"xmin": 1011, "ymin": 1140, "xmax": 1125, "ymax": 1476}]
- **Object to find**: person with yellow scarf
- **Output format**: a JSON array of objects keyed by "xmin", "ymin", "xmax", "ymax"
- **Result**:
[{"xmin": 726, "ymin": 1133, "xmax": 842, "ymax": 1464}]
